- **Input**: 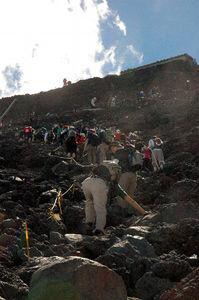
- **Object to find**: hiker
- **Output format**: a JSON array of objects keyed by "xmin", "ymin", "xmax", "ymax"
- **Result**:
[
  {"xmin": 52, "ymin": 124, "xmax": 59, "ymax": 142},
  {"xmin": 185, "ymin": 80, "xmax": 191, "ymax": 90},
  {"xmin": 138, "ymin": 90, "xmax": 144, "ymax": 103},
  {"xmin": 90, "ymin": 97, "xmax": 97, "ymax": 108},
  {"xmin": 60, "ymin": 125, "xmax": 69, "ymax": 144},
  {"xmin": 84, "ymin": 129, "xmax": 100, "ymax": 164},
  {"xmin": 106, "ymin": 127, "xmax": 113, "ymax": 142},
  {"xmin": 120, "ymin": 133, "xmax": 127, "ymax": 146},
  {"xmin": 66, "ymin": 126, "xmax": 77, "ymax": 158},
  {"xmin": 97, "ymin": 129, "xmax": 109, "ymax": 164},
  {"xmin": 76, "ymin": 133, "xmax": 85, "ymax": 159},
  {"xmin": 63, "ymin": 78, "xmax": 67, "ymax": 87},
  {"xmin": 42, "ymin": 127, "xmax": 48, "ymax": 144},
  {"xmin": 82, "ymin": 160, "xmax": 147, "ymax": 235},
  {"xmin": 148, "ymin": 136, "xmax": 165, "ymax": 172},
  {"xmin": 110, "ymin": 141, "xmax": 143, "ymax": 210},
  {"xmin": 114, "ymin": 129, "xmax": 121, "ymax": 141},
  {"xmin": 56, "ymin": 125, "xmax": 62, "ymax": 144},
  {"xmin": 110, "ymin": 96, "xmax": 116, "ymax": 108},
  {"xmin": 24, "ymin": 126, "xmax": 33, "ymax": 143},
  {"xmin": 141, "ymin": 145, "xmax": 153, "ymax": 171}
]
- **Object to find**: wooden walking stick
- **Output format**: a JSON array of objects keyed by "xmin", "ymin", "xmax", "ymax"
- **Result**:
[{"xmin": 124, "ymin": 195, "xmax": 148, "ymax": 216}]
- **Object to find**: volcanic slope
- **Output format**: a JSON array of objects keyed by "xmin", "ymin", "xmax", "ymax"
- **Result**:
[{"xmin": 0, "ymin": 59, "xmax": 199, "ymax": 300}]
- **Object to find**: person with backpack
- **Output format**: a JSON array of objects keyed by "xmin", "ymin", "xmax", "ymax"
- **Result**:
[
  {"xmin": 84, "ymin": 129, "xmax": 100, "ymax": 164},
  {"xmin": 110, "ymin": 141, "xmax": 143, "ymax": 210},
  {"xmin": 90, "ymin": 97, "xmax": 97, "ymax": 108},
  {"xmin": 148, "ymin": 136, "xmax": 164, "ymax": 172},
  {"xmin": 41, "ymin": 127, "xmax": 48, "ymax": 144},
  {"xmin": 76, "ymin": 133, "xmax": 85, "ymax": 159},
  {"xmin": 24, "ymin": 126, "xmax": 33, "ymax": 143},
  {"xmin": 82, "ymin": 160, "xmax": 147, "ymax": 235},
  {"xmin": 65, "ymin": 126, "xmax": 77, "ymax": 158},
  {"xmin": 97, "ymin": 129, "xmax": 109, "ymax": 164},
  {"xmin": 141, "ymin": 145, "xmax": 153, "ymax": 171}
]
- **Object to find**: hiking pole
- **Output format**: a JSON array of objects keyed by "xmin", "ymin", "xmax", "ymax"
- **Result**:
[{"xmin": 124, "ymin": 195, "xmax": 147, "ymax": 216}]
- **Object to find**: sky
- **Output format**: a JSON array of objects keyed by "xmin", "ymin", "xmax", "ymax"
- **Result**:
[{"xmin": 0, "ymin": 0, "xmax": 198, "ymax": 98}]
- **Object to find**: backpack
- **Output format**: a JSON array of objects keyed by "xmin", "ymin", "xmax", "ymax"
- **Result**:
[
  {"xmin": 68, "ymin": 129, "xmax": 76, "ymax": 138},
  {"xmin": 92, "ymin": 160, "xmax": 121, "ymax": 182},
  {"xmin": 129, "ymin": 150, "xmax": 143, "ymax": 169},
  {"xmin": 99, "ymin": 130, "xmax": 107, "ymax": 143},
  {"xmin": 106, "ymin": 129, "xmax": 112, "ymax": 142},
  {"xmin": 115, "ymin": 145, "xmax": 143, "ymax": 172},
  {"xmin": 89, "ymin": 133, "xmax": 100, "ymax": 147}
]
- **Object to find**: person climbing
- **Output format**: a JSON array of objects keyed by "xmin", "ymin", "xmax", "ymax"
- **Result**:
[
  {"xmin": 137, "ymin": 90, "xmax": 144, "ymax": 107},
  {"xmin": 148, "ymin": 136, "xmax": 165, "ymax": 172},
  {"xmin": 76, "ymin": 132, "xmax": 85, "ymax": 160},
  {"xmin": 63, "ymin": 78, "xmax": 67, "ymax": 87},
  {"xmin": 141, "ymin": 145, "xmax": 153, "ymax": 171},
  {"xmin": 52, "ymin": 124, "xmax": 59, "ymax": 143},
  {"xmin": 84, "ymin": 129, "xmax": 100, "ymax": 164},
  {"xmin": 114, "ymin": 129, "xmax": 121, "ymax": 141},
  {"xmin": 110, "ymin": 96, "xmax": 116, "ymax": 108},
  {"xmin": 97, "ymin": 129, "xmax": 109, "ymax": 164},
  {"xmin": 56, "ymin": 125, "xmax": 62, "ymax": 144},
  {"xmin": 90, "ymin": 97, "xmax": 97, "ymax": 108},
  {"xmin": 24, "ymin": 126, "xmax": 33, "ymax": 143},
  {"xmin": 110, "ymin": 141, "xmax": 143, "ymax": 211},
  {"xmin": 66, "ymin": 126, "xmax": 77, "ymax": 158},
  {"xmin": 82, "ymin": 160, "xmax": 148, "ymax": 235},
  {"xmin": 42, "ymin": 127, "xmax": 48, "ymax": 144}
]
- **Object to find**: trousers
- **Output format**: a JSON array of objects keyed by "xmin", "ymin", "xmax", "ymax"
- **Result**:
[{"xmin": 82, "ymin": 177, "xmax": 108, "ymax": 231}]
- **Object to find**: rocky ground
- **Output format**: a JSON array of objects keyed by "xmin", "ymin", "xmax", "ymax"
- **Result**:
[
  {"xmin": 0, "ymin": 60, "xmax": 199, "ymax": 299},
  {"xmin": 1, "ymin": 107, "xmax": 199, "ymax": 300}
]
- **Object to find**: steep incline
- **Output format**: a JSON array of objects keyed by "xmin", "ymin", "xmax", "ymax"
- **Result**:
[{"xmin": 1, "ymin": 61, "xmax": 199, "ymax": 128}]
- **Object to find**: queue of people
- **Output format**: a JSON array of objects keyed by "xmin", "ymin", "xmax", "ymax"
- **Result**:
[{"xmin": 21, "ymin": 122, "xmax": 164, "ymax": 235}]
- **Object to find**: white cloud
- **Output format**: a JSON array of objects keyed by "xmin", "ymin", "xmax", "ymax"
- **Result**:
[
  {"xmin": 127, "ymin": 45, "xmax": 144, "ymax": 65},
  {"xmin": 114, "ymin": 15, "xmax": 127, "ymax": 36},
  {"xmin": 0, "ymin": 0, "xmax": 141, "ymax": 98}
]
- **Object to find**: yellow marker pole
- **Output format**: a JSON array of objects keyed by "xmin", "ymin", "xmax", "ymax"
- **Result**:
[
  {"xmin": 24, "ymin": 221, "xmax": 30, "ymax": 263},
  {"xmin": 60, "ymin": 191, "xmax": 63, "ymax": 201},
  {"xmin": 57, "ymin": 194, "xmax": 63, "ymax": 215},
  {"xmin": 70, "ymin": 158, "xmax": 73, "ymax": 163},
  {"xmin": 72, "ymin": 181, "xmax": 75, "ymax": 197}
]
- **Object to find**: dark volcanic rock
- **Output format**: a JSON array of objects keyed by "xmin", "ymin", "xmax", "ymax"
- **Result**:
[
  {"xmin": 106, "ymin": 234, "xmax": 156, "ymax": 259},
  {"xmin": 151, "ymin": 251, "xmax": 192, "ymax": 281},
  {"xmin": 146, "ymin": 218, "xmax": 199, "ymax": 256},
  {"xmin": 28, "ymin": 256, "xmax": 127, "ymax": 300},
  {"xmin": 160, "ymin": 267, "xmax": 199, "ymax": 300},
  {"xmin": 135, "ymin": 271, "xmax": 173, "ymax": 300}
]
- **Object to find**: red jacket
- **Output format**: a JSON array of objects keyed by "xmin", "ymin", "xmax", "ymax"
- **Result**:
[{"xmin": 24, "ymin": 126, "xmax": 32, "ymax": 133}]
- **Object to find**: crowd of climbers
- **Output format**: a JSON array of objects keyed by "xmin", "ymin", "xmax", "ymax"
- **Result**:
[{"xmin": 22, "ymin": 120, "xmax": 165, "ymax": 236}]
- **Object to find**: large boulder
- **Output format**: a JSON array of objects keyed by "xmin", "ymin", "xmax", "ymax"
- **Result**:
[
  {"xmin": 28, "ymin": 256, "xmax": 127, "ymax": 300},
  {"xmin": 151, "ymin": 251, "xmax": 192, "ymax": 281},
  {"xmin": 167, "ymin": 179, "xmax": 198, "ymax": 202},
  {"xmin": 146, "ymin": 218, "xmax": 199, "ymax": 256},
  {"xmin": 135, "ymin": 272, "xmax": 173, "ymax": 300},
  {"xmin": 160, "ymin": 267, "xmax": 199, "ymax": 300},
  {"xmin": 106, "ymin": 235, "xmax": 156, "ymax": 259}
]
